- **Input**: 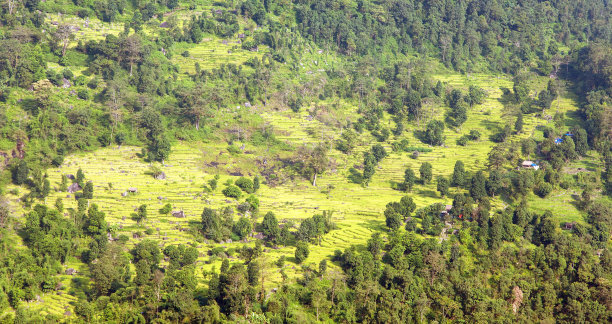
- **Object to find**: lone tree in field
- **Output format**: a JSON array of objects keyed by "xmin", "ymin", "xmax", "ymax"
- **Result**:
[
  {"xmin": 515, "ymin": 113, "xmax": 524, "ymax": 133},
  {"xmin": 83, "ymin": 181, "xmax": 94, "ymax": 199},
  {"xmin": 261, "ymin": 211, "xmax": 280, "ymax": 243},
  {"xmin": 295, "ymin": 241, "xmax": 309, "ymax": 264},
  {"xmin": 12, "ymin": 160, "xmax": 28, "ymax": 185},
  {"xmin": 451, "ymin": 161, "xmax": 465, "ymax": 187},
  {"xmin": 296, "ymin": 143, "xmax": 331, "ymax": 186},
  {"xmin": 423, "ymin": 120, "xmax": 445, "ymax": 145},
  {"xmin": 76, "ymin": 168, "xmax": 85, "ymax": 186},
  {"xmin": 420, "ymin": 162, "xmax": 433, "ymax": 184},
  {"xmin": 403, "ymin": 167, "xmax": 416, "ymax": 192},
  {"xmin": 148, "ymin": 135, "xmax": 171, "ymax": 164},
  {"xmin": 132, "ymin": 204, "xmax": 147, "ymax": 225},
  {"xmin": 437, "ymin": 176, "xmax": 450, "ymax": 197}
]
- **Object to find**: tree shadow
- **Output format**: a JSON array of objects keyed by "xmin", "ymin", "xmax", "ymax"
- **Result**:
[
  {"xmin": 569, "ymin": 194, "xmax": 582, "ymax": 210},
  {"xmin": 18, "ymin": 98, "xmax": 38, "ymax": 115},
  {"xmin": 389, "ymin": 180, "xmax": 404, "ymax": 191},
  {"xmin": 413, "ymin": 129, "xmax": 427, "ymax": 144},
  {"xmin": 361, "ymin": 219, "xmax": 386, "ymax": 233},
  {"xmin": 564, "ymin": 110, "xmax": 583, "ymax": 128},
  {"xmin": 347, "ymin": 167, "xmax": 363, "ymax": 184},
  {"xmin": 498, "ymin": 87, "xmax": 515, "ymax": 106},
  {"xmin": 417, "ymin": 189, "xmax": 438, "ymax": 198},
  {"xmin": 480, "ymin": 119, "xmax": 500, "ymax": 131}
]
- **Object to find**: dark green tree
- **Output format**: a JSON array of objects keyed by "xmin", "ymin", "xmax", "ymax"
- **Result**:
[
  {"xmin": 201, "ymin": 208, "xmax": 222, "ymax": 241},
  {"xmin": 420, "ymin": 162, "xmax": 433, "ymax": 184},
  {"xmin": 451, "ymin": 161, "xmax": 465, "ymax": 187},
  {"xmin": 233, "ymin": 217, "xmax": 252, "ymax": 239},
  {"xmin": 423, "ymin": 120, "xmax": 445, "ymax": 146},
  {"xmin": 515, "ymin": 113, "xmax": 524, "ymax": 133},
  {"xmin": 436, "ymin": 176, "xmax": 450, "ymax": 197},
  {"xmin": 261, "ymin": 211, "xmax": 280, "ymax": 243},
  {"xmin": 76, "ymin": 168, "xmax": 85, "ymax": 186},
  {"xmin": 148, "ymin": 135, "xmax": 171, "ymax": 164},
  {"xmin": 83, "ymin": 181, "xmax": 94, "ymax": 199},
  {"xmin": 470, "ymin": 171, "xmax": 487, "ymax": 201},
  {"xmin": 403, "ymin": 167, "xmax": 416, "ymax": 192},
  {"xmin": 371, "ymin": 144, "xmax": 387, "ymax": 162},
  {"xmin": 295, "ymin": 241, "xmax": 309, "ymax": 264}
]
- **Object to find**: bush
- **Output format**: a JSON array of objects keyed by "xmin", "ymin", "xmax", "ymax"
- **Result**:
[
  {"xmin": 145, "ymin": 228, "xmax": 155, "ymax": 235},
  {"xmin": 77, "ymin": 8, "xmax": 91, "ymax": 18},
  {"xmin": 295, "ymin": 241, "xmax": 309, "ymax": 264},
  {"xmin": 468, "ymin": 130, "xmax": 481, "ymax": 141},
  {"xmin": 181, "ymin": 51, "xmax": 190, "ymax": 57},
  {"xmin": 77, "ymin": 89, "xmax": 90, "ymax": 100},
  {"xmin": 62, "ymin": 69, "xmax": 74, "ymax": 80},
  {"xmin": 227, "ymin": 145, "xmax": 242, "ymax": 155},
  {"xmin": 115, "ymin": 133, "xmax": 126, "ymax": 145},
  {"xmin": 208, "ymin": 175, "xmax": 219, "ymax": 191},
  {"xmin": 87, "ymin": 78, "xmax": 98, "ymax": 89},
  {"xmin": 276, "ymin": 255, "xmax": 285, "ymax": 267},
  {"xmin": 159, "ymin": 203, "xmax": 172, "ymax": 214},
  {"xmin": 98, "ymin": 133, "xmax": 111, "ymax": 147},
  {"xmin": 534, "ymin": 182, "xmax": 553, "ymax": 198},
  {"xmin": 74, "ymin": 75, "xmax": 87, "ymax": 86},
  {"xmin": 456, "ymin": 136, "xmax": 469, "ymax": 146},
  {"xmin": 222, "ymin": 185, "xmax": 242, "ymax": 199},
  {"xmin": 235, "ymin": 177, "xmax": 254, "ymax": 193}
]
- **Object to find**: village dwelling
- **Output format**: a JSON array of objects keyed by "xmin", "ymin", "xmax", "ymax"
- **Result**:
[
  {"xmin": 521, "ymin": 160, "xmax": 539, "ymax": 170},
  {"xmin": 440, "ymin": 205, "xmax": 453, "ymax": 217}
]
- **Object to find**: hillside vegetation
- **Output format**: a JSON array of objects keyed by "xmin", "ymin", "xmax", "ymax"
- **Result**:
[{"xmin": 0, "ymin": 0, "xmax": 611, "ymax": 323}]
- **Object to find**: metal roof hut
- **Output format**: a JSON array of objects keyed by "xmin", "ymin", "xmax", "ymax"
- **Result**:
[{"xmin": 521, "ymin": 161, "xmax": 539, "ymax": 170}]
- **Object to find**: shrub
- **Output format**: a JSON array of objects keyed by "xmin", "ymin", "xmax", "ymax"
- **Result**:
[
  {"xmin": 235, "ymin": 177, "xmax": 254, "ymax": 193},
  {"xmin": 98, "ymin": 133, "xmax": 111, "ymax": 147},
  {"xmin": 276, "ymin": 255, "xmax": 285, "ymax": 267},
  {"xmin": 295, "ymin": 241, "xmax": 309, "ymax": 264},
  {"xmin": 245, "ymin": 195, "xmax": 259, "ymax": 211},
  {"xmin": 74, "ymin": 75, "xmax": 87, "ymax": 86},
  {"xmin": 468, "ymin": 130, "xmax": 481, "ymax": 141},
  {"xmin": 227, "ymin": 145, "xmax": 242, "ymax": 155},
  {"xmin": 77, "ymin": 89, "xmax": 90, "ymax": 100},
  {"xmin": 62, "ymin": 69, "xmax": 74, "ymax": 80},
  {"xmin": 456, "ymin": 135, "xmax": 469, "ymax": 146},
  {"xmin": 77, "ymin": 8, "xmax": 91, "ymax": 18},
  {"xmin": 222, "ymin": 185, "xmax": 242, "ymax": 199},
  {"xmin": 87, "ymin": 78, "xmax": 98, "ymax": 89},
  {"xmin": 181, "ymin": 51, "xmax": 190, "ymax": 57},
  {"xmin": 534, "ymin": 182, "xmax": 553, "ymax": 198},
  {"xmin": 159, "ymin": 203, "xmax": 172, "ymax": 214}
]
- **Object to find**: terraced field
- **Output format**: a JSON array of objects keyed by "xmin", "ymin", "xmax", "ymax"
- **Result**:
[
  {"xmin": 4, "ymin": 71, "xmax": 594, "ymax": 315},
  {"xmin": 171, "ymin": 39, "xmax": 266, "ymax": 75}
]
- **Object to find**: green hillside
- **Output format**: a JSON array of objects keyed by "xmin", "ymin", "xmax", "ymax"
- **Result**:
[{"xmin": 0, "ymin": 0, "xmax": 611, "ymax": 323}]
